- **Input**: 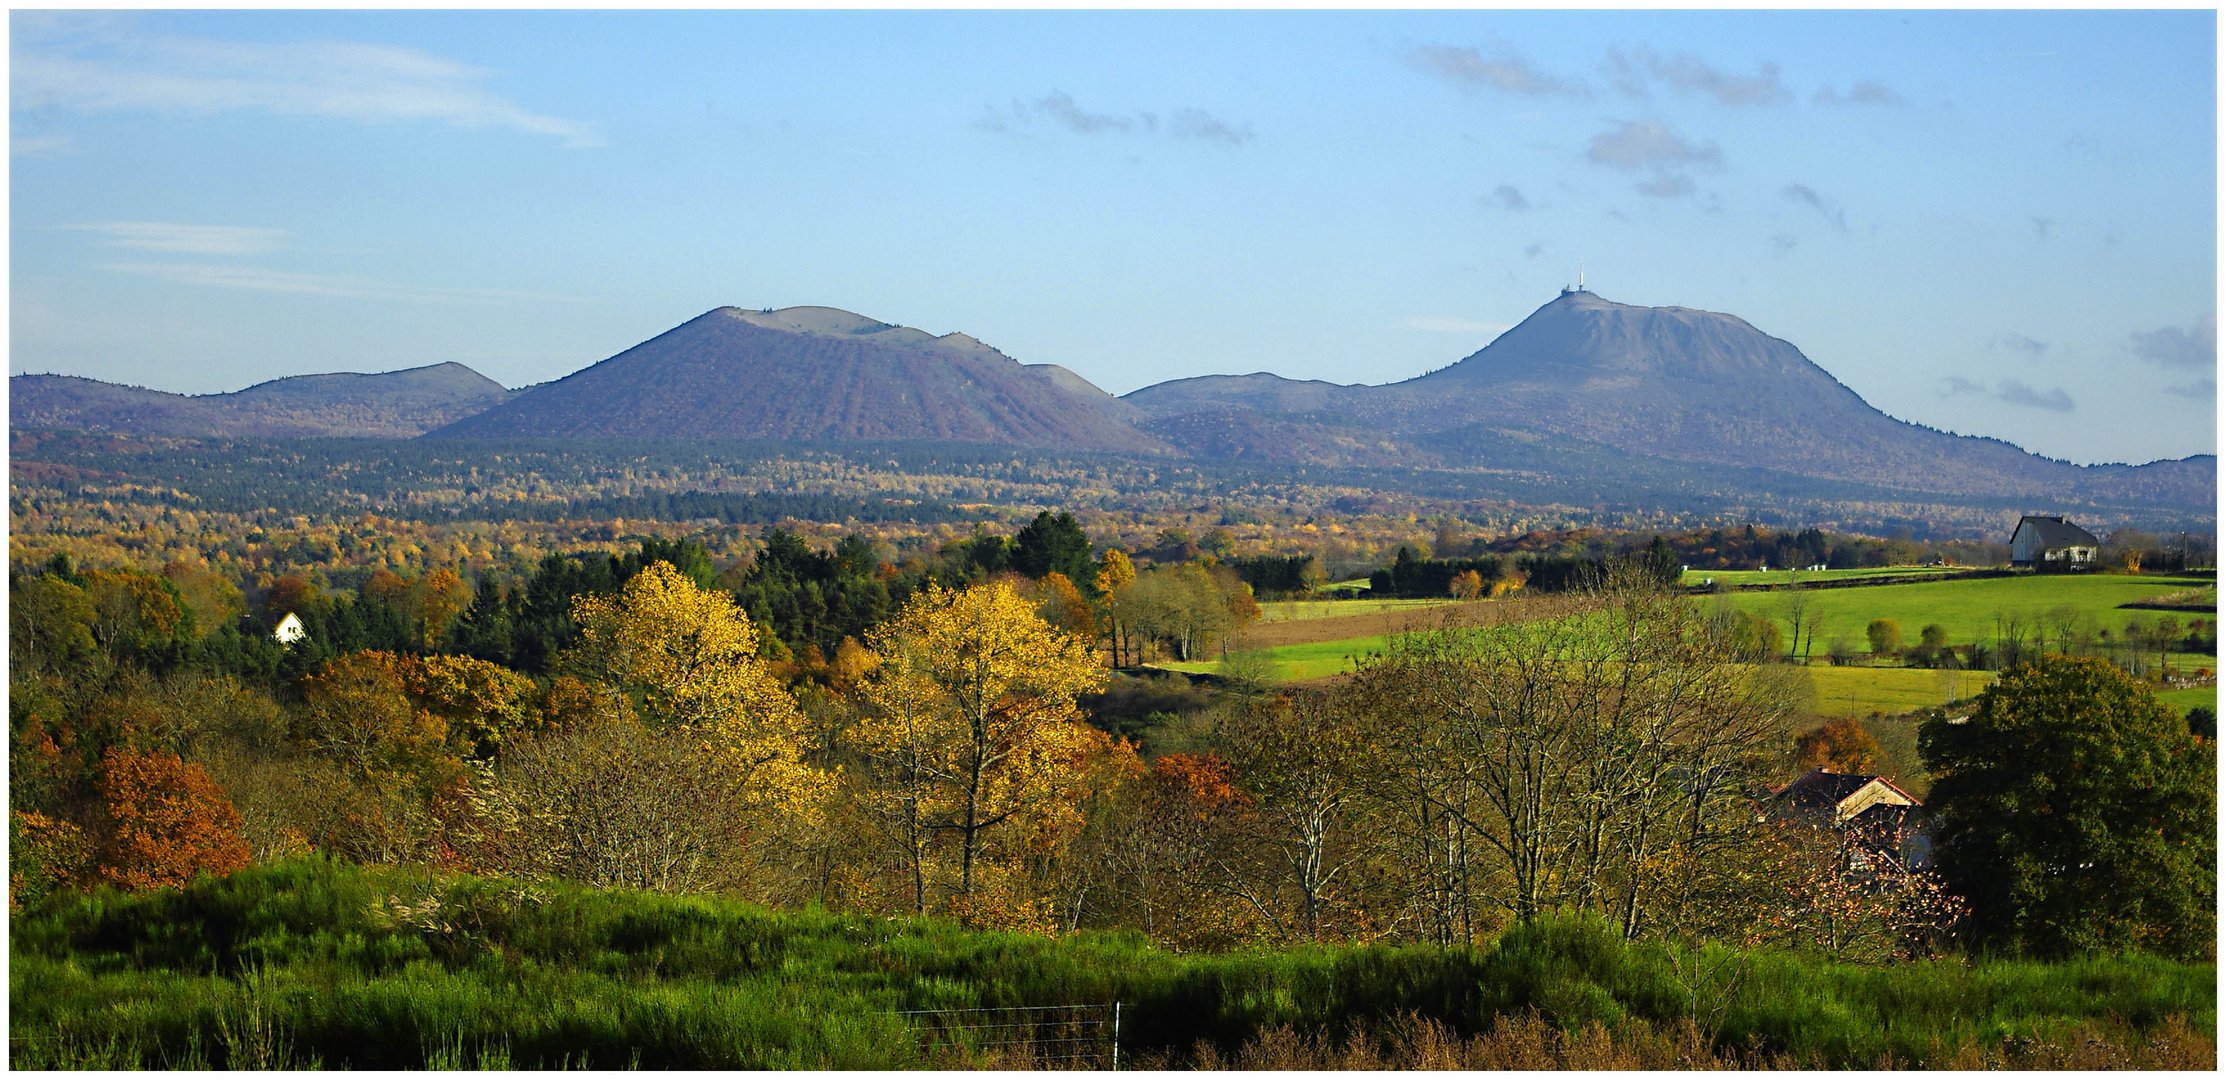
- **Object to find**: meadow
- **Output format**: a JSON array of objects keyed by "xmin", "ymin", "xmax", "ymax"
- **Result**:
[
  {"xmin": 10, "ymin": 858, "xmax": 2213, "ymax": 1070},
  {"xmin": 1172, "ymin": 571, "xmax": 2215, "ymax": 718},
  {"xmin": 1698, "ymin": 571, "xmax": 2213, "ymax": 658}
]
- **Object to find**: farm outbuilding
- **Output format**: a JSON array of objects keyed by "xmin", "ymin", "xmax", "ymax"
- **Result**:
[
  {"xmin": 1767, "ymin": 768, "xmax": 1934, "ymax": 872},
  {"xmin": 2008, "ymin": 514, "xmax": 2100, "ymax": 571}
]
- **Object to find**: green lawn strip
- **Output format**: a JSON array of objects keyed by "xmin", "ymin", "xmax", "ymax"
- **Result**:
[
  {"xmin": 10, "ymin": 866, "xmax": 2212, "ymax": 1069},
  {"xmin": 1681, "ymin": 566, "xmax": 1973, "ymax": 588},
  {"xmin": 1157, "ymin": 634, "xmax": 1391, "ymax": 682},
  {"xmin": 1796, "ymin": 664, "xmax": 1996, "ymax": 718},
  {"xmin": 1698, "ymin": 573, "xmax": 2213, "ymax": 657},
  {"xmin": 2155, "ymin": 685, "xmax": 2218, "ymax": 715}
]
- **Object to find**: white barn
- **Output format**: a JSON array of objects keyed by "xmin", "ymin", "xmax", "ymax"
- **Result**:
[{"xmin": 2009, "ymin": 515, "xmax": 2100, "ymax": 571}]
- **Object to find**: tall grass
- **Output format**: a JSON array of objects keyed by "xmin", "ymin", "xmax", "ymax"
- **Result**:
[{"xmin": 11, "ymin": 859, "xmax": 2214, "ymax": 1069}]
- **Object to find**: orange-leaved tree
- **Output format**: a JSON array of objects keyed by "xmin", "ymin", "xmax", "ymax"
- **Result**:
[{"xmin": 94, "ymin": 747, "xmax": 250, "ymax": 891}]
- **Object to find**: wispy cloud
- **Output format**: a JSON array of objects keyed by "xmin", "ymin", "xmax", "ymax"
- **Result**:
[
  {"xmin": 1770, "ymin": 233, "xmax": 1797, "ymax": 257},
  {"xmin": 72, "ymin": 221, "xmax": 288, "ymax": 256},
  {"xmin": 1992, "ymin": 333, "xmax": 2049, "ymax": 357},
  {"xmin": 2130, "ymin": 314, "xmax": 2216, "ymax": 369},
  {"xmin": 1780, "ymin": 183, "xmax": 1847, "ymax": 230},
  {"xmin": 981, "ymin": 92, "xmax": 1252, "ymax": 146},
  {"xmin": 2030, "ymin": 216, "xmax": 2053, "ymax": 242},
  {"xmin": 1168, "ymin": 107, "xmax": 1254, "ymax": 146},
  {"xmin": 1995, "ymin": 379, "xmax": 2075, "ymax": 412},
  {"xmin": 12, "ymin": 20, "xmax": 598, "ymax": 146},
  {"xmin": 2165, "ymin": 378, "xmax": 2216, "ymax": 400},
  {"xmin": 1484, "ymin": 184, "xmax": 1530, "ymax": 212},
  {"xmin": 1404, "ymin": 44, "xmax": 1588, "ymax": 98},
  {"xmin": 11, "ymin": 132, "xmax": 73, "ymax": 157},
  {"xmin": 1940, "ymin": 375, "xmax": 2074, "ymax": 412},
  {"xmin": 100, "ymin": 261, "xmax": 565, "ymax": 305},
  {"xmin": 1611, "ymin": 48, "xmax": 1791, "ymax": 107},
  {"xmin": 1586, "ymin": 119, "xmax": 1721, "ymax": 170},
  {"xmin": 1028, "ymin": 91, "xmax": 1134, "ymax": 135},
  {"xmin": 1587, "ymin": 119, "xmax": 1718, "ymax": 199},
  {"xmin": 1813, "ymin": 80, "xmax": 1908, "ymax": 107}
]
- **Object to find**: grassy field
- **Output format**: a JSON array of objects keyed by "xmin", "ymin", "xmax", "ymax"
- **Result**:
[
  {"xmin": 1164, "ymin": 572, "xmax": 2217, "ymax": 717},
  {"xmin": 1680, "ymin": 566, "xmax": 1973, "ymax": 587},
  {"xmin": 1798, "ymin": 665, "xmax": 1995, "ymax": 717},
  {"xmin": 10, "ymin": 859, "xmax": 2213, "ymax": 1069},
  {"xmin": 1700, "ymin": 571, "xmax": 2212, "ymax": 655}
]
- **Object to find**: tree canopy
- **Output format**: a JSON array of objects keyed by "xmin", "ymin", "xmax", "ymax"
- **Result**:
[{"xmin": 1919, "ymin": 656, "xmax": 2215, "ymax": 960}]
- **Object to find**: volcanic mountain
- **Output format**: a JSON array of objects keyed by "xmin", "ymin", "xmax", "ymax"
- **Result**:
[
  {"xmin": 427, "ymin": 306, "xmax": 1170, "ymax": 454},
  {"xmin": 1126, "ymin": 289, "xmax": 2215, "ymax": 506},
  {"xmin": 9, "ymin": 362, "xmax": 512, "ymax": 438}
]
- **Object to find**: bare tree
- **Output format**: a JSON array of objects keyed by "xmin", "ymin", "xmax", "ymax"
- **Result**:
[{"xmin": 1358, "ymin": 567, "xmax": 1794, "ymax": 938}]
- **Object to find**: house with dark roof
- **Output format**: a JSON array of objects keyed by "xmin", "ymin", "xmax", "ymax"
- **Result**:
[
  {"xmin": 1766, "ymin": 768, "xmax": 1933, "ymax": 872},
  {"xmin": 2009, "ymin": 514, "xmax": 2100, "ymax": 571}
]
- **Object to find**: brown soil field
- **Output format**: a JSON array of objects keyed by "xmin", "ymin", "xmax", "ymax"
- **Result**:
[{"xmin": 1241, "ymin": 601, "xmax": 1501, "ymax": 649}]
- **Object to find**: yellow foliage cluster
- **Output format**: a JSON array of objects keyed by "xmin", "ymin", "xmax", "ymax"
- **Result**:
[{"xmin": 567, "ymin": 561, "xmax": 821, "ymax": 811}]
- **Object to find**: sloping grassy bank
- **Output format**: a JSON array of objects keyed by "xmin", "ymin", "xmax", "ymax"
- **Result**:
[{"xmin": 10, "ymin": 858, "xmax": 2214, "ymax": 1069}]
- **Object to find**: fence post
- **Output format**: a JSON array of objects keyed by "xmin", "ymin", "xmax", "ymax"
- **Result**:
[{"xmin": 1111, "ymin": 1001, "xmax": 1121, "ymax": 1071}]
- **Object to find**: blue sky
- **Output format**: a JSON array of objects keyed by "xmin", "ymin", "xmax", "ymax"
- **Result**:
[{"xmin": 10, "ymin": 8, "xmax": 2216, "ymax": 465}]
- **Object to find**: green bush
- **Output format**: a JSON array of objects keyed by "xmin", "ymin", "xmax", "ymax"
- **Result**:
[{"xmin": 9, "ymin": 860, "xmax": 2214, "ymax": 1069}]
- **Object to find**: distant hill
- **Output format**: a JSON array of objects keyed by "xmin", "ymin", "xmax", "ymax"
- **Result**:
[
  {"xmin": 1127, "ymin": 290, "xmax": 2215, "ymax": 509},
  {"xmin": 11, "ymin": 292, "xmax": 2208, "ymax": 525},
  {"xmin": 426, "ymin": 306, "xmax": 1172, "ymax": 454},
  {"xmin": 10, "ymin": 362, "xmax": 512, "ymax": 438}
]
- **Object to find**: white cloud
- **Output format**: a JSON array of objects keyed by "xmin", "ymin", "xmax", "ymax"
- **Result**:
[
  {"xmin": 100, "ymin": 261, "xmax": 568, "ymax": 305},
  {"xmin": 12, "ymin": 22, "xmax": 598, "ymax": 146},
  {"xmin": 73, "ymin": 221, "xmax": 288, "ymax": 256},
  {"xmin": 1612, "ymin": 48, "xmax": 1791, "ymax": 107},
  {"xmin": 2130, "ymin": 314, "xmax": 2216, "ymax": 370},
  {"xmin": 1585, "ymin": 119, "xmax": 1721, "ymax": 170},
  {"xmin": 1404, "ymin": 44, "xmax": 1588, "ymax": 98},
  {"xmin": 1813, "ymin": 80, "xmax": 1909, "ymax": 107}
]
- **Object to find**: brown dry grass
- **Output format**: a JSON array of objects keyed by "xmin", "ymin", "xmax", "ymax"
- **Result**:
[{"xmin": 965, "ymin": 1011, "xmax": 2219, "ymax": 1071}]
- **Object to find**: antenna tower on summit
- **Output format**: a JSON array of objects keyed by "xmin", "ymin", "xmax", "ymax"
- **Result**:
[{"xmin": 1578, "ymin": 262, "xmax": 1585, "ymax": 292}]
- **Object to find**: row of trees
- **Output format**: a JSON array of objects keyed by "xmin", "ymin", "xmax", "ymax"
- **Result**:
[{"xmin": 15, "ymin": 525, "xmax": 2211, "ymax": 964}]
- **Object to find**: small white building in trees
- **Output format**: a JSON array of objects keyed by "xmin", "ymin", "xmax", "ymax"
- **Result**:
[
  {"xmin": 274, "ymin": 612, "xmax": 307, "ymax": 645},
  {"xmin": 2009, "ymin": 514, "xmax": 2100, "ymax": 570}
]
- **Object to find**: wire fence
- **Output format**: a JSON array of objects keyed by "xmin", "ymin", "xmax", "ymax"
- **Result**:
[{"xmin": 899, "ymin": 1002, "xmax": 1122, "ymax": 1070}]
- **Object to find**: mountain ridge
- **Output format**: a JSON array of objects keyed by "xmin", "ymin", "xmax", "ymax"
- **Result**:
[
  {"xmin": 425, "ymin": 306, "xmax": 1172, "ymax": 454},
  {"xmin": 10, "ymin": 362, "xmax": 512, "ymax": 438}
]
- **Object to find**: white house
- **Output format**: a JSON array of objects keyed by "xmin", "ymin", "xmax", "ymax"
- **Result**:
[
  {"xmin": 274, "ymin": 612, "xmax": 307, "ymax": 645},
  {"xmin": 2009, "ymin": 514, "xmax": 2100, "ymax": 570}
]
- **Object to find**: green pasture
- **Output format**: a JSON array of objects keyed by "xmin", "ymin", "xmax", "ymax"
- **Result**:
[
  {"xmin": 1680, "ymin": 565, "xmax": 1970, "ymax": 587},
  {"xmin": 1700, "ymin": 572, "xmax": 2214, "ymax": 657},
  {"xmin": 1798, "ymin": 665, "xmax": 1995, "ymax": 717},
  {"xmin": 1163, "ymin": 640, "xmax": 2209, "ymax": 721},
  {"xmin": 2156, "ymin": 686, "xmax": 2219, "ymax": 715},
  {"xmin": 1161, "ymin": 636, "xmax": 1393, "ymax": 682}
]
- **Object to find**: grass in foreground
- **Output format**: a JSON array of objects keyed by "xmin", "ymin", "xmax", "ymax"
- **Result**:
[{"xmin": 9, "ymin": 859, "xmax": 2214, "ymax": 1069}]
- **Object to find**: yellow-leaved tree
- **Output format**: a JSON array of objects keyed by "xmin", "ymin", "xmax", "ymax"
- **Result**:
[
  {"xmin": 849, "ymin": 580, "xmax": 1107, "ymax": 924},
  {"xmin": 566, "ymin": 561, "xmax": 819, "ymax": 811}
]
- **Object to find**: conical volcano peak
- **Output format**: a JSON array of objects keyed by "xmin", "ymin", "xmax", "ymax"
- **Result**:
[{"xmin": 1422, "ymin": 289, "xmax": 1819, "ymax": 387}]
